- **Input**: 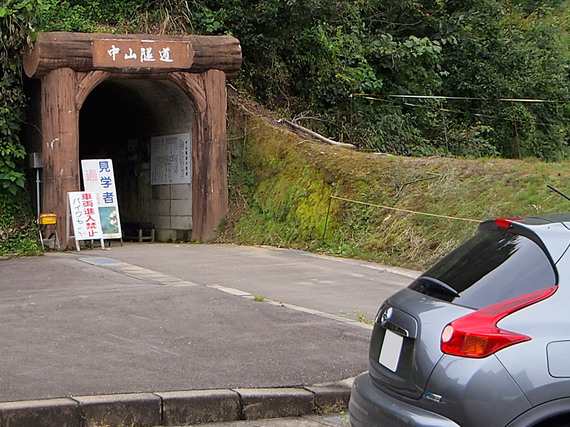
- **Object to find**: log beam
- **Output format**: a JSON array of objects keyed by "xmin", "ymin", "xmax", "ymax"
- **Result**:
[{"xmin": 24, "ymin": 32, "xmax": 242, "ymax": 79}]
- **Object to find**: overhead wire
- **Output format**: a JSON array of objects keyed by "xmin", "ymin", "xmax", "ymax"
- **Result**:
[{"xmin": 352, "ymin": 93, "xmax": 570, "ymax": 128}]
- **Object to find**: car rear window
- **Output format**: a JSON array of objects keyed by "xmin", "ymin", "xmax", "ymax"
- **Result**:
[{"xmin": 409, "ymin": 229, "xmax": 557, "ymax": 309}]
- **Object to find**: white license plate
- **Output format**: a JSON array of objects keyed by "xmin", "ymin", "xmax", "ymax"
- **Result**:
[{"xmin": 379, "ymin": 329, "xmax": 403, "ymax": 372}]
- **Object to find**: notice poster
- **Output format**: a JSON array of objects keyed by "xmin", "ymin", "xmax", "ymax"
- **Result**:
[
  {"xmin": 81, "ymin": 159, "xmax": 122, "ymax": 239},
  {"xmin": 150, "ymin": 133, "xmax": 191, "ymax": 185},
  {"xmin": 68, "ymin": 192, "xmax": 104, "ymax": 241}
]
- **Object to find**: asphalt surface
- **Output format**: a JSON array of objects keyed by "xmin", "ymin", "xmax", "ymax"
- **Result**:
[{"xmin": 0, "ymin": 243, "xmax": 417, "ymax": 426}]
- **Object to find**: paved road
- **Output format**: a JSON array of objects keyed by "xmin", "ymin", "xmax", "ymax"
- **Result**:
[
  {"xmin": 0, "ymin": 243, "xmax": 417, "ymax": 425},
  {"xmin": 91, "ymin": 243, "xmax": 416, "ymax": 323}
]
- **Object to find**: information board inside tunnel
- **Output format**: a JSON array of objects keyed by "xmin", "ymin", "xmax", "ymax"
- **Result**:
[{"xmin": 150, "ymin": 133, "xmax": 191, "ymax": 185}]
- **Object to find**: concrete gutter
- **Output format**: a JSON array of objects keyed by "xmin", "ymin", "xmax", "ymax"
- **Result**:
[{"xmin": 0, "ymin": 378, "xmax": 354, "ymax": 427}]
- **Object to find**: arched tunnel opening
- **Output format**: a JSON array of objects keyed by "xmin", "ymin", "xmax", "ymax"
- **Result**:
[
  {"xmin": 79, "ymin": 79, "xmax": 194, "ymax": 242},
  {"xmin": 22, "ymin": 31, "xmax": 240, "ymax": 247}
]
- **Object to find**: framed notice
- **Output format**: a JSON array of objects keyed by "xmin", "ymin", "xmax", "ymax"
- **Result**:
[
  {"xmin": 68, "ymin": 192, "xmax": 104, "ymax": 245},
  {"xmin": 151, "ymin": 133, "xmax": 191, "ymax": 185},
  {"xmin": 81, "ymin": 159, "xmax": 122, "ymax": 239}
]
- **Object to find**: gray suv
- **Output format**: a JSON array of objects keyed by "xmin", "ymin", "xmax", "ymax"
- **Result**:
[{"xmin": 350, "ymin": 213, "xmax": 570, "ymax": 426}]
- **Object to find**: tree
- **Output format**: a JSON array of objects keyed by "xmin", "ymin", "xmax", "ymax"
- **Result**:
[{"xmin": 0, "ymin": 0, "xmax": 44, "ymax": 195}]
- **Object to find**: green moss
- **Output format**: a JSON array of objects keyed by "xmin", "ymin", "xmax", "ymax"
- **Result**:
[{"xmin": 219, "ymin": 95, "xmax": 570, "ymax": 270}]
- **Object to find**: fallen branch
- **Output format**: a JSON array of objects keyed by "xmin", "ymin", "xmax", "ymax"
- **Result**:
[{"xmin": 278, "ymin": 119, "xmax": 356, "ymax": 149}]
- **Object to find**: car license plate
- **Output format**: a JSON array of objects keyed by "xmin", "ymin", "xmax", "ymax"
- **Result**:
[{"xmin": 379, "ymin": 329, "xmax": 403, "ymax": 372}]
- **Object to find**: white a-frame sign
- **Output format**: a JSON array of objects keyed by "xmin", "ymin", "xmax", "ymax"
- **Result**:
[
  {"xmin": 81, "ymin": 159, "xmax": 123, "ymax": 240},
  {"xmin": 68, "ymin": 191, "xmax": 104, "ymax": 251}
]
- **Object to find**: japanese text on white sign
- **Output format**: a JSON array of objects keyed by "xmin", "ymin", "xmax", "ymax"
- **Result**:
[
  {"xmin": 151, "ymin": 133, "xmax": 191, "ymax": 185},
  {"xmin": 68, "ymin": 192, "xmax": 104, "ymax": 241},
  {"xmin": 93, "ymin": 39, "xmax": 192, "ymax": 69},
  {"xmin": 81, "ymin": 159, "xmax": 122, "ymax": 239}
]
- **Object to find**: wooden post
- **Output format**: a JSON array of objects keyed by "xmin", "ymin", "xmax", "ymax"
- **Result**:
[
  {"xmin": 41, "ymin": 67, "xmax": 80, "ymax": 247},
  {"xmin": 190, "ymin": 70, "xmax": 228, "ymax": 241}
]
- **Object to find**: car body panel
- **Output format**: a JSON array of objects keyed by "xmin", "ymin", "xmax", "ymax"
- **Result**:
[
  {"xmin": 524, "ymin": 222, "xmax": 570, "ymax": 263},
  {"xmin": 546, "ymin": 341, "xmax": 570, "ymax": 377},
  {"xmin": 350, "ymin": 372, "xmax": 461, "ymax": 427},
  {"xmin": 494, "ymin": 250, "xmax": 570, "ymax": 406},
  {"xmin": 369, "ymin": 289, "xmax": 473, "ymax": 399},
  {"xmin": 424, "ymin": 355, "xmax": 531, "ymax": 426},
  {"xmin": 350, "ymin": 214, "xmax": 570, "ymax": 426}
]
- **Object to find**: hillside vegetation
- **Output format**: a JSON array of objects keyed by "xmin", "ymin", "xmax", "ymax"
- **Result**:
[
  {"xmin": 220, "ymin": 90, "xmax": 570, "ymax": 270},
  {"xmin": 2, "ymin": 1, "xmax": 570, "ymax": 261}
]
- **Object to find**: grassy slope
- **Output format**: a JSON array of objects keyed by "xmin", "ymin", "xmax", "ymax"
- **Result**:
[{"xmin": 217, "ymin": 90, "xmax": 570, "ymax": 271}]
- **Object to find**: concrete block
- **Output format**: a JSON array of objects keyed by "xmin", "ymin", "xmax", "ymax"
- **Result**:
[
  {"xmin": 170, "ymin": 199, "xmax": 192, "ymax": 216},
  {"xmin": 151, "ymin": 184, "xmax": 171, "ymax": 200},
  {"xmin": 156, "ymin": 228, "xmax": 177, "ymax": 242},
  {"xmin": 304, "ymin": 384, "xmax": 351, "ymax": 413},
  {"xmin": 0, "ymin": 398, "xmax": 79, "ymax": 427},
  {"xmin": 170, "ymin": 183, "xmax": 192, "ymax": 200},
  {"xmin": 74, "ymin": 393, "xmax": 161, "ymax": 427},
  {"xmin": 154, "ymin": 215, "xmax": 171, "ymax": 229},
  {"xmin": 157, "ymin": 389, "xmax": 240, "ymax": 425},
  {"xmin": 175, "ymin": 229, "xmax": 191, "ymax": 241},
  {"xmin": 160, "ymin": 184, "xmax": 172, "ymax": 200},
  {"xmin": 170, "ymin": 215, "xmax": 192, "ymax": 230},
  {"xmin": 152, "ymin": 199, "xmax": 171, "ymax": 216},
  {"xmin": 234, "ymin": 388, "xmax": 315, "ymax": 420}
]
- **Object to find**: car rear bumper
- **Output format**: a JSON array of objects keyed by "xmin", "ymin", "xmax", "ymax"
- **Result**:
[{"xmin": 349, "ymin": 372, "xmax": 460, "ymax": 427}]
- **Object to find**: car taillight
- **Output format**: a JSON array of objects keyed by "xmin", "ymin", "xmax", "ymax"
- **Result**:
[
  {"xmin": 441, "ymin": 286, "xmax": 557, "ymax": 358},
  {"xmin": 495, "ymin": 217, "xmax": 524, "ymax": 229}
]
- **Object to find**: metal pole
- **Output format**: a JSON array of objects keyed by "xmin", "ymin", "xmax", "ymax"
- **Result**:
[
  {"xmin": 547, "ymin": 184, "xmax": 570, "ymax": 202},
  {"xmin": 322, "ymin": 196, "xmax": 333, "ymax": 240},
  {"xmin": 36, "ymin": 169, "xmax": 41, "ymax": 217}
]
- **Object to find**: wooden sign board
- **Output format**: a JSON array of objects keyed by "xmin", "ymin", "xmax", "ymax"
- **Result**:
[{"xmin": 93, "ymin": 39, "xmax": 193, "ymax": 69}]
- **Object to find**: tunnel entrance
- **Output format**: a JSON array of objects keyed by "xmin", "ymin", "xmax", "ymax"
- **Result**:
[
  {"xmin": 79, "ymin": 79, "xmax": 194, "ymax": 241},
  {"xmin": 23, "ymin": 32, "xmax": 241, "ymax": 247}
]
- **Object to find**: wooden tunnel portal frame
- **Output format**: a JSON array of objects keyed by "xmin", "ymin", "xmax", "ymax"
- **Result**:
[{"xmin": 24, "ymin": 31, "xmax": 242, "ymax": 248}]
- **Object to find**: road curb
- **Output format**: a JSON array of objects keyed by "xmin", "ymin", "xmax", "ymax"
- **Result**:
[{"xmin": 0, "ymin": 378, "xmax": 355, "ymax": 426}]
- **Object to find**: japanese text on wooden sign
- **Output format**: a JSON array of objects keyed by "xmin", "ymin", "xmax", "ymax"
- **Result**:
[
  {"xmin": 68, "ymin": 192, "xmax": 103, "ymax": 240},
  {"xmin": 81, "ymin": 159, "xmax": 122, "ymax": 239},
  {"xmin": 93, "ymin": 39, "xmax": 193, "ymax": 69}
]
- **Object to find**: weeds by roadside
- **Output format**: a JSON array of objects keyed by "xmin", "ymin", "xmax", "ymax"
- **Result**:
[
  {"xmin": 337, "ymin": 307, "xmax": 374, "ymax": 326},
  {"xmin": 219, "ymin": 97, "xmax": 570, "ymax": 271}
]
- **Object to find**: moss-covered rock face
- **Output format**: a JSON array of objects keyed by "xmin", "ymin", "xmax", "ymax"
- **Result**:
[{"xmin": 220, "ymin": 91, "xmax": 570, "ymax": 270}]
